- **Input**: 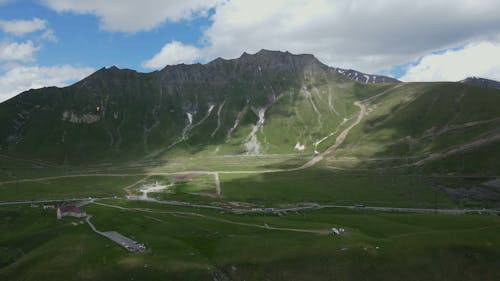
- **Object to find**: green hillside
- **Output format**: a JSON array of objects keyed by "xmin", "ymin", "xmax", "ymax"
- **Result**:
[{"xmin": 1, "ymin": 50, "xmax": 500, "ymax": 281}]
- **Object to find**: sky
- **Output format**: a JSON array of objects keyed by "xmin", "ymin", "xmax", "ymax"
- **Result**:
[{"xmin": 1, "ymin": 0, "xmax": 500, "ymax": 102}]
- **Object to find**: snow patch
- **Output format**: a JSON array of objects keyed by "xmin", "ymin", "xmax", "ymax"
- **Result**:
[
  {"xmin": 294, "ymin": 142, "xmax": 306, "ymax": 151},
  {"xmin": 192, "ymin": 104, "xmax": 215, "ymax": 128},
  {"xmin": 186, "ymin": 112, "xmax": 193, "ymax": 125},
  {"xmin": 207, "ymin": 104, "xmax": 215, "ymax": 115}
]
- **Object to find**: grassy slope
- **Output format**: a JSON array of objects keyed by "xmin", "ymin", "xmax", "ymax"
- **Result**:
[
  {"xmin": 0, "ymin": 176, "xmax": 144, "ymax": 200},
  {"xmin": 2, "ymin": 201, "xmax": 500, "ymax": 281},
  {"xmin": 337, "ymin": 83, "xmax": 500, "ymax": 167},
  {"xmin": 219, "ymin": 169, "xmax": 455, "ymax": 208},
  {"xmin": 1, "ymin": 82, "xmax": 499, "ymax": 207}
]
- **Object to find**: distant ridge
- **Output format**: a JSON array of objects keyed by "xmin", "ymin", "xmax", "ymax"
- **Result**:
[
  {"xmin": 334, "ymin": 68, "xmax": 400, "ymax": 84},
  {"xmin": 460, "ymin": 77, "xmax": 500, "ymax": 89}
]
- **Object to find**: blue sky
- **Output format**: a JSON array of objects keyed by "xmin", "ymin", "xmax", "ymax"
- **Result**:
[
  {"xmin": 0, "ymin": 1, "xmax": 210, "ymax": 70},
  {"xmin": 1, "ymin": 0, "xmax": 500, "ymax": 102}
]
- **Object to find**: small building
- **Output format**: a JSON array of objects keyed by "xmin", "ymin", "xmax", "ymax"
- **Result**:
[
  {"xmin": 43, "ymin": 204, "xmax": 55, "ymax": 209},
  {"xmin": 264, "ymin": 208, "xmax": 274, "ymax": 213},
  {"xmin": 57, "ymin": 204, "xmax": 87, "ymax": 219}
]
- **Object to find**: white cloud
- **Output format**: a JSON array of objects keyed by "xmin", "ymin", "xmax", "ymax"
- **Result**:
[
  {"xmin": 400, "ymin": 42, "xmax": 500, "ymax": 82},
  {"xmin": 141, "ymin": 0, "xmax": 500, "ymax": 73},
  {"xmin": 195, "ymin": 0, "xmax": 500, "ymax": 73},
  {"xmin": 142, "ymin": 40, "xmax": 202, "ymax": 69},
  {"xmin": 0, "ymin": 18, "xmax": 47, "ymax": 36},
  {"xmin": 41, "ymin": 0, "xmax": 500, "ymax": 76},
  {"xmin": 0, "ymin": 65, "xmax": 95, "ymax": 102},
  {"xmin": 40, "ymin": 29, "xmax": 58, "ymax": 42},
  {"xmin": 42, "ymin": 0, "xmax": 221, "ymax": 32},
  {"xmin": 0, "ymin": 41, "xmax": 39, "ymax": 62}
]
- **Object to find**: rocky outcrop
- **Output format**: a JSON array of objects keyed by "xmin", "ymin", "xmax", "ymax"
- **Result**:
[{"xmin": 62, "ymin": 110, "xmax": 100, "ymax": 124}]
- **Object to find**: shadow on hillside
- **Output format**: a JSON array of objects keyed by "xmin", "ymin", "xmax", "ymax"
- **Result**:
[{"xmin": 216, "ymin": 83, "xmax": 500, "ymax": 209}]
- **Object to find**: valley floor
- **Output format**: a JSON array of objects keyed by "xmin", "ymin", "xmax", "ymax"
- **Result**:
[{"xmin": 2, "ymin": 200, "xmax": 500, "ymax": 281}]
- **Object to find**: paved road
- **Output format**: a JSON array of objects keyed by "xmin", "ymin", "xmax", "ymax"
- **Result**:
[
  {"xmin": 280, "ymin": 204, "xmax": 500, "ymax": 215},
  {"xmin": 2, "ymin": 196, "xmax": 499, "ymax": 216},
  {"xmin": 0, "ymin": 197, "xmax": 113, "ymax": 206},
  {"xmin": 124, "ymin": 196, "xmax": 500, "ymax": 216},
  {"xmin": 85, "ymin": 215, "xmax": 146, "ymax": 252}
]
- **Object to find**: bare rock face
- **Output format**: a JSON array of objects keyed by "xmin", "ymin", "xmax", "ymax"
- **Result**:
[{"xmin": 62, "ymin": 110, "xmax": 101, "ymax": 124}]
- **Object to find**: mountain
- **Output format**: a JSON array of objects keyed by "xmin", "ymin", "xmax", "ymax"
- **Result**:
[
  {"xmin": 0, "ymin": 50, "xmax": 386, "ymax": 162},
  {"xmin": 0, "ymin": 49, "xmax": 499, "ymax": 176},
  {"xmin": 2, "ymin": 50, "xmax": 500, "ymax": 281},
  {"xmin": 334, "ymin": 68, "xmax": 400, "ymax": 83},
  {"xmin": 460, "ymin": 76, "xmax": 500, "ymax": 89}
]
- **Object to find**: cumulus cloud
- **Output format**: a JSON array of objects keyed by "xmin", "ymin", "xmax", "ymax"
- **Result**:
[
  {"xmin": 141, "ymin": 40, "xmax": 202, "ymax": 69},
  {"xmin": 42, "ymin": 0, "xmax": 221, "ymax": 32},
  {"xmin": 143, "ymin": 0, "xmax": 500, "ymax": 73},
  {"xmin": 0, "ymin": 65, "xmax": 95, "ymax": 102},
  {"xmin": 39, "ymin": 0, "xmax": 500, "ymax": 78},
  {"xmin": 199, "ymin": 0, "xmax": 500, "ymax": 73},
  {"xmin": 0, "ymin": 18, "xmax": 47, "ymax": 36},
  {"xmin": 401, "ymin": 42, "xmax": 500, "ymax": 82},
  {"xmin": 0, "ymin": 41, "xmax": 39, "ymax": 62}
]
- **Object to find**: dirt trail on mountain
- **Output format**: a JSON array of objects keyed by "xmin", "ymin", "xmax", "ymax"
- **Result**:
[
  {"xmin": 414, "ymin": 133, "xmax": 500, "ymax": 166},
  {"xmin": 297, "ymin": 101, "xmax": 366, "ymax": 170}
]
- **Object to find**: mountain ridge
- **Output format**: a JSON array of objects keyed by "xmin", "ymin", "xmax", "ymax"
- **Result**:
[
  {"xmin": 55, "ymin": 49, "xmax": 400, "ymax": 94},
  {"xmin": 0, "ymin": 50, "xmax": 498, "ymax": 171}
]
